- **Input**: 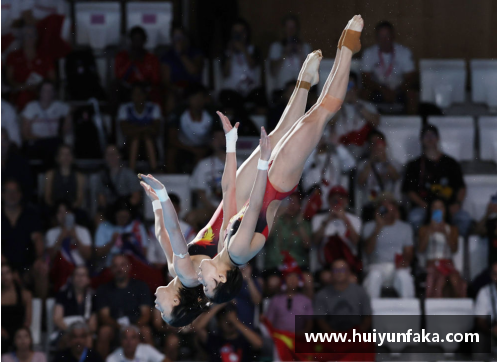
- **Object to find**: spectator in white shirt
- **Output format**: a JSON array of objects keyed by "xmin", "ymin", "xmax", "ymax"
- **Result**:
[
  {"xmin": 360, "ymin": 21, "xmax": 418, "ymax": 114},
  {"xmin": 21, "ymin": 81, "xmax": 71, "ymax": 164},
  {"xmin": 474, "ymin": 262, "xmax": 496, "ymax": 356},
  {"xmin": 362, "ymin": 193, "xmax": 415, "ymax": 298},
  {"xmin": 311, "ymin": 186, "xmax": 362, "ymax": 275},
  {"xmin": 1, "ymin": 99, "xmax": 21, "ymax": 147},
  {"xmin": 269, "ymin": 15, "xmax": 312, "ymax": 91},
  {"xmin": 106, "ymin": 326, "xmax": 168, "ymax": 362}
]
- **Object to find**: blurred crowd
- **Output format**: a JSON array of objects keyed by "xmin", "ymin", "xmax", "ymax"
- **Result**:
[{"xmin": 1, "ymin": 2, "xmax": 497, "ymax": 362}]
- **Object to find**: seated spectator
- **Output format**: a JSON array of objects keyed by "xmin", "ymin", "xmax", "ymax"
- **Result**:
[
  {"xmin": 193, "ymin": 304, "xmax": 263, "ymax": 362},
  {"xmin": 2, "ymin": 179, "xmax": 48, "ymax": 298},
  {"xmin": 151, "ymin": 308, "xmax": 181, "ymax": 362},
  {"xmin": 311, "ymin": 186, "xmax": 361, "ymax": 275},
  {"xmin": 265, "ymin": 269, "xmax": 313, "ymax": 334},
  {"xmin": 265, "ymin": 193, "xmax": 312, "ymax": 294},
  {"xmin": 161, "ymin": 25, "xmax": 204, "ymax": 111},
  {"xmin": 166, "ymin": 84, "xmax": 215, "ymax": 173},
  {"xmin": 46, "ymin": 201, "xmax": 92, "ymax": 291},
  {"xmin": 53, "ymin": 322, "xmax": 102, "ymax": 362},
  {"xmin": 117, "ymin": 84, "xmax": 162, "ymax": 171},
  {"xmin": 302, "ymin": 134, "xmax": 356, "ymax": 215},
  {"xmin": 1, "ymin": 128, "xmax": 33, "ymax": 197},
  {"xmin": 314, "ymin": 259, "xmax": 372, "ymax": 333},
  {"xmin": 44, "ymin": 145, "xmax": 85, "ymax": 209},
  {"xmin": 5, "ymin": 24, "xmax": 56, "ymax": 110},
  {"xmin": 357, "ymin": 130, "xmax": 400, "ymax": 221},
  {"xmin": 147, "ymin": 193, "xmax": 195, "ymax": 269},
  {"xmin": 418, "ymin": 198, "xmax": 466, "ymax": 298},
  {"xmin": 53, "ymin": 266, "xmax": 97, "ymax": 347},
  {"xmin": 1, "ymin": 100, "xmax": 21, "ymax": 147},
  {"xmin": 96, "ymin": 255, "xmax": 152, "ymax": 358},
  {"xmin": 95, "ymin": 145, "xmax": 142, "ymax": 212},
  {"xmin": 269, "ymin": 14, "xmax": 312, "ymax": 92},
  {"xmin": 362, "ymin": 193, "xmax": 415, "ymax": 298},
  {"xmin": 107, "ymin": 326, "xmax": 166, "ymax": 362},
  {"xmin": 20, "ymin": 81, "xmax": 71, "ymax": 166},
  {"xmin": 234, "ymin": 264, "xmax": 263, "ymax": 329},
  {"xmin": 1, "ymin": 327, "xmax": 45, "ymax": 362},
  {"xmin": 95, "ymin": 200, "xmax": 148, "ymax": 270},
  {"xmin": 219, "ymin": 18, "xmax": 266, "ymax": 114},
  {"xmin": 114, "ymin": 27, "xmax": 160, "ymax": 103},
  {"xmin": 360, "ymin": 21, "xmax": 418, "ymax": 114},
  {"xmin": 402, "ymin": 124, "xmax": 472, "ymax": 236},
  {"xmin": 1, "ymin": 264, "xmax": 32, "ymax": 353},
  {"xmin": 329, "ymin": 72, "xmax": 380, "ymax": 159},
  {"xmin": 473, "ymin": 263, "xmax": 496, "ymax": 357}
]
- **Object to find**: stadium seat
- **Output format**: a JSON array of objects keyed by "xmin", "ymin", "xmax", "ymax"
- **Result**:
[
  {"xmin": 462, "ymin": 175, "xmax": 497, "ymax": 221},
  {"xmin": 75, "ymin": 2, "xmax": 121, "ymax": 50},
  {"xmin": 425, "ymin": 299, "xmax": 474, "ymax": 352},
  {"xmin": 31, "ymin": 298, "xmax": 43, "ymax": 346},
  {"xmin": 468, "ymin": 234, "xmax": 489, "ymax": 281},
  {"xmin": 378, "ymin": 116, "xmax": 422, "ymax": 166},
  {"xmin": 420, "ymin": 59, "xmax": 466, "ymax": 107},
  {"xmin": 470, "ymin": 59, "xmax": 497, "ymax": 111},
  {"xmin": 427, "ymin": 116, "xmax": 475, "ymax": 161},
  {"xmin": 371, "ymin": 299, "xmax": 421, "ymax": 352},
  {"xmin": 143, "ymin": 174, "xmax": 191, "ymax": 221},
  {"xmin": 478, "ymin": 116, "xmax": 497, "ymax": 162},
  {"xmin": 126, "ymin": 2, "xmax": 173, "ymax": 49}
]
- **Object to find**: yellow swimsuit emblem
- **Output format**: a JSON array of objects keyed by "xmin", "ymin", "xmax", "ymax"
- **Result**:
[{"xmin": 195, "ymin": 226, "xmax": 215, "ymax": 247}]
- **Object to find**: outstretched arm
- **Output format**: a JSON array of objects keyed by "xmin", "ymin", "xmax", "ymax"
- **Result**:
[
  {"xmin": 217, "ymin": 111, "xmax": 240, "ymax": 251},
  {"xmin": 228, "ymin": 128, "xmax": 271, "ymax": 263}
]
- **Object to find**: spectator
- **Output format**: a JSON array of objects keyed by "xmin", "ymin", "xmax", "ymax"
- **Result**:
[
  {"xmin": 161, "ymin": 25, "xmax": 204, "ymax": 111},
  {"xmin": 234, "ymin": 265, "xmax": 263, "ymax": 329},
  {"xmin": 5, "ymin": 24, "xmax": 56, "ymax": 110},
  {"xmin": 1, "ymin": 264, "xmax": 32, "ymax": 353},
  {"xmin": 1, "ymin": 100, "xmax": 21, "ymax": 147},
  {"xmin": 1, "ymin": 128, "xmax": 33, "ymax": 197},
  {"xmin": 44, "ymin": 145, "xmax": 85, "ymax": 209},
  {"xmin": 106, "ymin": 326, "xmax": 167, "ymax": 362},
  {"xmin": 311, "ymin": 186, "xmax": 361, "ymax": 275},
  {"xmin": 2, "ymin": 179, "xmax": 48, "ymax": 298},
  {"xmin": 52, "ymin": 266, "xmax": 97, "ymax": 347},
  {"xmin": 46, "ymin": 201, "xmax": 92, "ymax": 291},
  {"xmin": 474, "ymin": 262, "xmax": 496, "ymax": 356},
  {"xmin": 151, "ymin": 308, "xmax": 180, "ymax": 362},
  {"xmin": 362, "ymin": 193, "xmax": 415, "ymax": 298},
  {"xmin": 53, "ymin": 322, "xmax": 102, "ymax": 362},
  {"xmin": 357, "ymin": 130, "xmax": 400, "ymax": 221},
  {"xmin": 314, "ymin": 259, "xmax": 372, "ymax": 333},
  {"xmin": 265, "ymin": 193, "xmax": 311, "ymax": 291},
  {"xmin": 269, "ymin": 14, "xmax": 312, "ymax": 91},
  {"xmin": 95, "ymin": 145, "xmax": 142, "ymax": 212},
  {"xmin": 20, "ymin": 80, "xmax": 72, "ymax": 165},
  {"xmin": 402, "ymin": 124, "xmax": 472, "ymax": 236},
  {"xmin": 166, "ymin": 84, "xmax": 215, "ymax": 173},
  {"xmin": 418, "ymin": 198, "xmax": 466, "ymax": 298},
  {"xmin": 360, "ymin": 21, "xmax": 418, "ymax": 114},
  {"xmin": 329, "ymin": 72, "xmax": 380, "ymax": 158},
  {"xmin": 265, "ymin": 270, "xmax": 313, "ymax": 334},
  {"xmin": 95, "ymin": 255, "xmax": 152, "ymax": 358},
  {"xmin": 95, "ymin": 200, "xmax": 148, "ymax": 269},
  {"xmin": 114, "ymin": 27, "xmax": 160, "ymax": 102},
  {"xmin": 219, "ymin": 18, "xmax": 266, "ymax": 114},
  {"xmin": 1, "ymin": 327, "xmax": 45, "ymax": 362},
  {"xmin": 147, "ymin": 193, "xmax": 195, "ymax": 269},
  {"xmin": 117, "ymin": 84, "xmax": 162, "ymax": 171},
  {"xmin": 193, "ymin": 304, "xmax": 263, "ymax": 362}
]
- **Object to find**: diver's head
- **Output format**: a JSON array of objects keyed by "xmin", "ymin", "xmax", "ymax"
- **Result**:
[{"xmin": 198, "ymin": 258, "xmax": 243, "ymax": 303}]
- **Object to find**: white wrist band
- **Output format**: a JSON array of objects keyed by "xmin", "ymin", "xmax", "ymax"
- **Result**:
[
  {"xmin": 152, "ymin": 200, "xmax": 162, "ymax": 211},
  {"xmin": 225, "ymin": 127, "xmax": 238, "ymax": 153},
  {"xmin": 173, "ymin": 251, "xmax": 189, "ymax": 259},
  {"xmin": 257, "ymin": 159, "xmax": 269, "ymax": 171},
  {"xmin": 154, "ymin": 187, "xmax": 169, "ymax": 202}
]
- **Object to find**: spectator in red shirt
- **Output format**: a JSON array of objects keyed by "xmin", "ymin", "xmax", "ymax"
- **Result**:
[
  {"xmin": 5, "ymin": 24, "xmax": 56, "ymax": 110},
  {"xmin": 114, "ymin": 26, "xmax": 161, "ymax": 103}
]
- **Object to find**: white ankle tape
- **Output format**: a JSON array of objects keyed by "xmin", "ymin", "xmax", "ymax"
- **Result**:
[
  {"xmin": 257, "ymin": 159, "xmax": 269, "ymax": 171},
  {"xmin": 225, "ymin": 127, "xmax": 238, "ymax": 153},
  {"xmin": 154, "ymin": 187, "xmax": 169, "ymax": 202},
  {"xmin": 152, "ymin": 200, "xmax": 162, "ymax": 211}
]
